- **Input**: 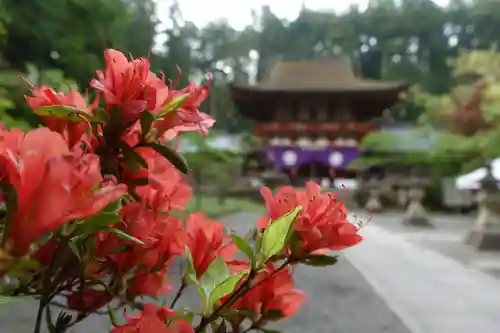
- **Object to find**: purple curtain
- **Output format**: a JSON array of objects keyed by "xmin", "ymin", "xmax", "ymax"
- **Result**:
[{"xmin": 265, "ymin": 147, "xmax": 359, "ymax": 170}]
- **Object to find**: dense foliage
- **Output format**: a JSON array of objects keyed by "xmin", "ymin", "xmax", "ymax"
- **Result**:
[{"xmin": 1, "ymin": 1, "xmax": 500, "ymax": 131}]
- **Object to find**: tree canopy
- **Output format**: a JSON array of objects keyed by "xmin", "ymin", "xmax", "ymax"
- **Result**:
[{"xmin": 1, "ymin": 0, "xmax": 500, "ymax": 133}]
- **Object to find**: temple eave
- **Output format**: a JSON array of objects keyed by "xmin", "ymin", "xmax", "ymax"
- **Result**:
[
  {"xmin": 230, "ymin": 82, "xmax": 410, "ymax": 96},
  {"xmin": 233, "ymin": 97, "xmax": 404, "ymax": 120}
]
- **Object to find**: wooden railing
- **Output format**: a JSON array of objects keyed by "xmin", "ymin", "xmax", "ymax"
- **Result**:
[{"xmin": 253, "ymin": 122, "xmax": 377, "ymax": 136}]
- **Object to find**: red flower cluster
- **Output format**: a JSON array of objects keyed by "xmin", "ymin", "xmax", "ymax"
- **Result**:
[
  {"xmin": 185, "ymin": 212, "xmax": 237, "ymax": 277},
  {"xmin": 258, "ymin": 181, "xmax": 362, "ymax": 257},
  {"xmin": 0, "ymin": 127, "xmax": 127, "ymax": 255},
  {"xmin": 25, "ymin": 87, "xmax": 96, "ymax": 149},
  {"xmin": 0, "ymin": 48, "xmax": 363, "ymax": 333},
  {"xmin": 90, "ymin": 49, "xmax": 214, "ymax": 136},
  {"xmin": 110, "ymin": 304, "xmax": 193, "ymax": 333},
  {"xmin": 230, "ymin": 263, "xmax": 305, "ymax": 322}
]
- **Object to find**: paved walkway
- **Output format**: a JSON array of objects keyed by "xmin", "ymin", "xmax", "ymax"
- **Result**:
[
  {"xmin": 346, "ymin": 223, "xmax": 500, "ymax": 333},
  {"xmin": 3, "ymin": 212, "xmax": 500, "ymax": 333},
  {"xmin": 0, "ymin": 213, "xmax": 413, "ymax": 333}
]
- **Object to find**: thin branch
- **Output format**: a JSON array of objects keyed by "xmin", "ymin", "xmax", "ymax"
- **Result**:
[
  {"xmin": 170, "ymin": 280, "xmax": 186, "ymax": 308},
  {"xmin": 196, "ymin": 259, "xmax": 291, "ymax": 333}
]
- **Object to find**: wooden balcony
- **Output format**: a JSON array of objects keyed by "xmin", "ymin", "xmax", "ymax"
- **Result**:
[{"xmin": 253, "ymin": 122, "xmax": 377, "ymax": 137}]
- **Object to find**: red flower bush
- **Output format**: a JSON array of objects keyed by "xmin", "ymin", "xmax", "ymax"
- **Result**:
[
  {"xmin": 258, "ymin": 182, "xmax": 362, "ymax": 258},
  {"xmin": 24, "ymin": 86, "xmax": 97, "ymax": 148},
  {"xmin": 110, "ymin": 304, "xmax": 193, "ymax": 333},
  {"xmin": 230, "ymin": 263, "xmax": 306, "ymax": 322},
  {"xmin": 0, "ymin": 48, "xmax": 363, "ymax": 333},
  {"xmin": 185, "ymin": 212, "xmax": 237, "ymax": 277}
]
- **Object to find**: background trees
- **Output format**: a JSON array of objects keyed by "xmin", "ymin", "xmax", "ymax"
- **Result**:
[
  {"xmin": 2, "ymin": 0, "xmax": 500, "ymax": 174},
  {"xmin": 0, "ymin": 0, "xmax": 499, "ymax": 132}
]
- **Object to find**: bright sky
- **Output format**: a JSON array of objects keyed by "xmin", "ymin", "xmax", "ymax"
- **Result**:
[{"xmin": 156, "ymin": 0, "xmax": 451, "ymax": 30}]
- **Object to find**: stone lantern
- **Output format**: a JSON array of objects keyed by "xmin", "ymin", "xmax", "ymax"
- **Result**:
[
  {"xmin": 365, "ymin": 177, "xmax": 383, "ymax": 212},
  {"xmin": 395, "ymin": 177, "xmax": 411, "ymax": 210},
  {"xmin": 402, "ymin": 173, "xmax": 433, "ymax": 227},
  {"xmin": 465, "ymin": 162, "xmax": 500, "ymax": 250}
]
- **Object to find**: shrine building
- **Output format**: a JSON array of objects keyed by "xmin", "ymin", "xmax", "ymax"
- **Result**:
[{"xmin": 230, "ymin": 57, "xmax": 409, "ymax": 184}]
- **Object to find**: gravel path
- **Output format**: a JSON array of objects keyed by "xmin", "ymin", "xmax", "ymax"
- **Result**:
[{"xmin": 0, "ymin": 212, "xmax": 411, "ymax": 333}]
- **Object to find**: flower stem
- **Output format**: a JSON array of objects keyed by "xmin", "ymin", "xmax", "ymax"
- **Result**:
[
  {"xmin": 195, "ymin": 259, "xmax": 291, "ymax": 333},
  {"xmin": 33, "ymin": 296, "xmax": 46, "ymax": 333},
  {"xmin": 170, "ymin": 280, "xmax": 186, "ymax": 308}
]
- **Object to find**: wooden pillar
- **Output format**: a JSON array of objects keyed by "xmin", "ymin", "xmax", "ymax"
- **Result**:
[{"xmin": 329, "ymin": 167, "xmax": 336, "ymax": 188}]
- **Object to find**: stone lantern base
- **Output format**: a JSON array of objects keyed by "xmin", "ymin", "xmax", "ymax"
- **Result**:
[
  {"xmin": 365, "ymin": 196, "xmax": 383, "ymax": 212},
  {"xmin": 465, "ymin": 227, "xmax": 500, "ymax": 250},
  {"xmin": 402, "ymin": 202, "xmax": 433, "ymax": 228},
  {"xmin": 403, "ymin": 216, "xmax": 433, "ymax": 228}
]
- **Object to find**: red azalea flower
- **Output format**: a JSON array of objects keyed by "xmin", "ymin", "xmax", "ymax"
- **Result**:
[
  {"xmin": 67, "ymin": 287, "xmax": 113, "ymax": 313},
  {"xmin": 90, "ymin": 49, "xmax": 169, "ymax": 124},
  {"xmin": 0, "ymin": 128, "xmax": 127, "ymax": 255},
  {"xmin": 91, "ymin": 49, "xmax": 214, "ymax": 138},
  {"xmin": 230, "ymin": 263, "xmax": 305, "ymax": 320},
  {"xmin": 110, "ymin": 304, "xmax": 193, "ymax": 333},
  {"xmin": 152, "ymin": 83, "xmax": 215, "ymax": 140},
  {"xmin": 120, "ymin": 120, "xmax": 142, "ymax": 147},
  {"xmin": 25, "ymin": 86, "xmax": 96, "ymax": 149},
  {"xmin": 185, "ymin": 212, "xmax": 237, "ymax": 277},
  {"xmin": 123, "ymin": 147, "xmax": 192, "ymax": 212},
  {"xmin": 95, "ymin": 202, "xmax": 186, "ymax": 270},
  {"xmin": 258, "ymin": 181, "xmax": 362, "ymax": 256},
  {"xmin": 128, "ymin": 268, "xmax": 173, "ymax": 298}
]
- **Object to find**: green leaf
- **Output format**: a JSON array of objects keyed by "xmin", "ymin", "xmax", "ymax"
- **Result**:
[
  {"xmin": 150, "ymin": 143, "xmax": 188, "ymax": 174},
  {"xmin": 7, "ymin": 259, "xmax": 41, "ymax": 278},
  {"xmin": 127, "ymin": 178, "xmax": 150, "ymax": 188},
  {"xmin": 261, "ymin": 309, "xmax": 284, "ymax": 322},
  {"xmin": 104, "ymin": 107, "xmax": 126, "ymax": 135},
  {"xmin": 104, "ymin": 228, "xmax": 144, "ymax": 245},
  {"xmin": 110, "ymin": 245, "xmax": 131, "ymax": 255},
  {"xmin": 68, "ymin": 241, "xmax": 81, "ymax": 261},
  {"xmin": 288, "ymin": 232, "xmax": 303, "ymax": 258},
  {"xmin": 102, "ymin": 200, "xmax": 122, "ymax": 214},
  {"xmin": 140, "ymin": 110, "xmax": 155, "ymax": 136},
  {"xmin": 185, "ymin": 247, "xmax": 197, "ymax": 281},
  {"xmin": 92, "ymin": 107, "xmax": 110, "ymax": 124},
  {"xmin": 172, "ymin": 308, "xmax": 195, "ymax": 323},
  {"xmin": 259, "ymin": 206, "xmax": 302, "ymax": 263},
  {"xmin": 210, "ymin": 321, "xmax": 219, "ymax": 333},
  {"xmin": 33, "ymin": 105, "xmax": 89, "ymax": 122},
  {"xmin": 208, "ymin": 270, "xmax": 248, "ymax": 310},
  {"xmin": 212, "ymin": 320, "xmax": 228, "ymax": 333},
  {"xmin": 184, "ymin": 247, "xmax": 207, "ymax": 306},
  {"xmin": 231, "ymin": 234, "xmax": 254, "ymax": 260},
  {"xmin": 200, "ymin": 257, "xmax": 230, "ymax": 300},
  {"xmin": 120, "ymin": 141, "xmax": 148, "ymax": 169},
  {"xmin": 303, "ymin": 254, "xmax": 339, "ymax": 267},
  {"xmin": 185, "ymin": 248, "xmax": 196, "ymax": 277},
  {"xmin": 107, "ymin": 304, "xmax": 118, "ymax": 327},
  {"xmin": 77, "ymin": 212, "xmax": 120, "ymax": 233},
  {"xmin": 11, "ymin": 258, "xmax": 40, "ymax": 272},
  {"xmin": 157, "ymin": 93, "xmax": 190, "ymax": 118},
  {"xmin": 0, "ymin": 295, "xmax": 33, "ymax": 305}
]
